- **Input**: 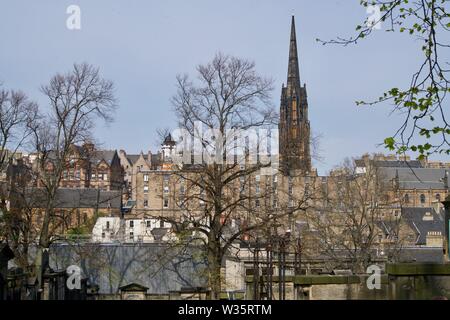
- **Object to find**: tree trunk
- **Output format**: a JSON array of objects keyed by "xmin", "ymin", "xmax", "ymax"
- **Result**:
[
  {"xmin": 207, "ymin": 238, "xmax": 222, "ymax": 300},
  {"xmin": 35, "ymin": 205, "xmax": 52, "ymax": 299}
]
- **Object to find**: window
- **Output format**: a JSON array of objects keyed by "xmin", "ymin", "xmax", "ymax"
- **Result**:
[
  {"xmin": 239, "ymin": 176, "xmax": 245, "ymax": 192},
  {"xmin": 179, "ymin": 185, "xmax": 185, "ymax": 195},
  {"xmin": 129, "ymin": 221, "xmax": 134, "ymax": 228},
  {"xmin": 129, "ymin": 232, "xmax": 134, "ymax": 240},
  {"xmin": 289, "ymin": 199, "xmax": 294, "ymax": 208},
  {"xmin": 91, "ymin": 173, "xmax": 96, "ymax": 180},
  {"xmin": 146, "ymin": 220, "xmax": 151, "ymax": 228},
  {"xmin": 103, "ymin": 174, "xmax": 108, "ymax": 181},
  {"xmin": 163, "ymin": 174, "xmax": 170, "ymax": 182},
  {"xmin": 163, "ymin": 198, "xmax": 169, "ymax": 208},
  {"xmin": 143, "ymin": 200, "xmax": 148, "ymax": 208},
  {"xmin": 106, "ymin": 221, "xmax": 110, "ymax": 230},
  {"xmin": 159, "ymin": 220, "xmax": 164, "ymax": 228},
  {"xmin": 255, "ymin": 184, "xmax": 260, "ymax": 194},
  {"xmin": 273, "ymin": 198, "xmax": 278, "ymax": 208},
  {"xmin": 404, "ymin": 194, "xmax": 410, "ymax": 203},
  {"xmin": 144, "ymin": 174, "xmax": 149, "ymax": 182},
  {"xmin": 436, "ymin": 194, "xmax": 441, "ymax": 201},
  {"xmin": 420, "ymin": 194, "xmax": 426, "ymax": 204},
  {"xmin": 199, "ymin": 189, "xmax": 205, "ymax": 205},
  {"xmin": 255, "ymin": 199, "xmax": 260, "ymax": 207},
  {"xmin": 101, "ymin": 232, "xmax": 105, "ymax": 239},
  {"xmin": 144, "ymin": 186, "xmax": 149, "ymax": 193},
  {"xmin": 255, "ymin": 175, "xmax": 260, "ymax": 182},
  {"xmin": 164, "ymin": 186, "xmax": 169, "ymax": 193}
]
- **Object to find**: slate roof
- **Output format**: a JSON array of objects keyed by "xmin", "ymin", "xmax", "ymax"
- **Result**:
[
  {"xmin": 401, "ymin": 207, "xmax": 445, "ymax": 245},
  {"xmin": 91, "ymin": 150, "xmax": 117, "ymax": 166},
  {"xmin": 126, "ymin": 154, "xmax": 147, "ymax": 165},
  {"xmin": 397, "ymin": 247, "xmax": 444, "ymax": 263},
  {"xmin": 15, "ymin": 188, "xmax": 122, "ymax": 209},
  {"xmin": 355, "ymin": 159, "xmax": 423, "ymax": 168},
  {"xmin": 380, "ymin": 167, "xmax": 448, "ymax": 189},
  {"xmin": 47, "ymin": 243, "xmax": 207, "ymax": 294}
]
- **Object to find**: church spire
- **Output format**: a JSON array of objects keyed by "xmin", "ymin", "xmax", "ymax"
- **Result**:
[{"xmin": 287, "ymin": 15, "xmax": 301, "ymax": 93}]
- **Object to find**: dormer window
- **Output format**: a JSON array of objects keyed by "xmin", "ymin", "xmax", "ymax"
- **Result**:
[{"xmin": 423, "ymin": 212, "xmax": 434, "ymax": 221}]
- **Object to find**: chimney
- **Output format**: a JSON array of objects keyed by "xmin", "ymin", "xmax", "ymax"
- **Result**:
[
  {"xmin": 147, "ymin": 150, "xmax": 152, "ymax": 166},
  {"xmin": 83, "ymin": 142, "xmax": 95, "ymax": 153}
]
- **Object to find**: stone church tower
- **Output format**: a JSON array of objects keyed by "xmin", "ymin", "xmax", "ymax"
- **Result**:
[{"xmin": 279, "ymin": 16, "xmax": 311, "ymax": 174}]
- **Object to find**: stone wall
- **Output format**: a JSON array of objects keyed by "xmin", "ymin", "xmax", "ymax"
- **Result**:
[{"xmin": 246, "ymin": 263, "xmax": 450, "ymax": 300}]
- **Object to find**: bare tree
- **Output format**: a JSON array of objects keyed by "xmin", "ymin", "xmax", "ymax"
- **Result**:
[
  {"xmin": 0, "ymin": 87, "xmax": 38, "ymax": 268},
  {"xmin": 157, "ymin": 53, "xmax": 313, "ymax": 299},
  {"xmin": 0, "ymin": 88, "xmax": 37, "ymax": 171},
  {"xmin": 27, "ymin": 63, "xmax": 116, "ymax": 294},
  {"xmin": 306, "ymin": 156, "xmax": 404, "ymax": 273}
]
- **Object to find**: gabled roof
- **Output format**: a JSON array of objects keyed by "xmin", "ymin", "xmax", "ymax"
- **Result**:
[
  {"xmin": 91, "ymin": 150, "xmax": 117, "ymax": 166},
  {"xmin": 126, "ymin": 154, "xmax": 150, "ymax": 166},
  {"xmin": 401, "ymin": 207, "xmax": 445, "ymax": 245},
  {"xmin": 119, "ymin": 282, "xmax": 149, "ymax": 292}
]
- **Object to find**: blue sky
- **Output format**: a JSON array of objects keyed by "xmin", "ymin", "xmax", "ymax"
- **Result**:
[{"xmin": 0, "ymin": 0, "xmax": 445, "ymax": 174}]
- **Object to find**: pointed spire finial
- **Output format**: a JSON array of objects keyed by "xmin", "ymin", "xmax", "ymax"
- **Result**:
[{"xmin": 287, "ymin": 15, "xmax": 301, "ymax": 94}]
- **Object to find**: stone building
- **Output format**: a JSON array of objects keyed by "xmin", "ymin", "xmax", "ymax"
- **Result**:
[
  {"xmin": 355, "ymin": 154, "xmax": 449, "ymax": 210},
  {"xmin": 55, "ymin": 143, "xmax": 124, "ymax": 191}
]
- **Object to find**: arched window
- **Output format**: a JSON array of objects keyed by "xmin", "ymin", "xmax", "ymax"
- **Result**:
[
  {"xmin": 420, "ymin": 194, "xmax": 426, "ymax": 204},
  {"xmin": 404, "ymin": 194, "xmax": 410, "ymax": 203},
  {"xmin": 436, "ymin": 194, "xmax": 441, "ymax": 201}
]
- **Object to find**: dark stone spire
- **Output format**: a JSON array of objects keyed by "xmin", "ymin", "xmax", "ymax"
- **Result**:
[
  {"xmin": 279, "ymin": 16, "xmax": 311, "ymax": 175},
  {"xmin": 287, "ymin": 16, "xmax": 301, "ymax": 94}
]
